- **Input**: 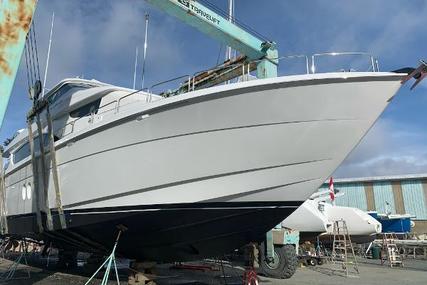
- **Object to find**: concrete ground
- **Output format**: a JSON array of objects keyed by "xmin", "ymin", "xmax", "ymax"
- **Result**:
[
  {"xmin": 0, "ymin": 257, "xmax": 425, "ymax": 285},
  {"xmin": 266, "ymin": 259, "xmax": 427, "ymax": 285}
]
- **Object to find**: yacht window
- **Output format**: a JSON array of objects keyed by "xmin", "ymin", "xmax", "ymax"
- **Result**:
[
  {"xmin": 13, "ymin": 142, "xmax": 30, "ymax": 164},
  {"xmin": 70, "ymin": 99, "xmax": 101, "ymax": 118},
  {"xmin": 12, "ymin": 134, "xmax": 50, "ymax": 164},
  {"xmin": 48, "ymin": 84, "xmax": 94, "ymax": 104}
]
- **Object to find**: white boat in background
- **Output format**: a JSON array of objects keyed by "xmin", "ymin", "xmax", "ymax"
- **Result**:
[
  {"xmin": 282, "ymin": 199, "xmax": 333, "ymax": 237},
  {"xmin": 283, "ymin": 192, "xmax": 382, "ymax": 243},
  {"xmin": 323, "ymin": 203, "xmax": 382, "ymax": 242}
]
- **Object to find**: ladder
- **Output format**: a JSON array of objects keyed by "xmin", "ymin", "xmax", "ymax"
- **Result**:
[
  {"xmin": 381, "ymin": 233, "xmax": 404, "ymax": 267},
  {"xmin": 331, "ymin": 219, "xmax": 359, "ymax": 277}
]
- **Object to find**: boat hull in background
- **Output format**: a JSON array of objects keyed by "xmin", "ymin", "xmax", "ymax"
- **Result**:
[{"xmin": 283, "ymin": 199, "xmax": 382, "ymax": 244}]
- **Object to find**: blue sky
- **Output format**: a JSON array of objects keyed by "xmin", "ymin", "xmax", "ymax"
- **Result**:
[{"xmin": 1, "ymin": 0, "xmax": 426, "ymax": 178}]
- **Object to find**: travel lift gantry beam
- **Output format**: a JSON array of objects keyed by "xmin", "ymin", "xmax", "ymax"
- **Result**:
[
  {"xmin": 145, "ymin": 0, "xmax": 279, "ymax": 80},
  {"xmin": 0, "ymin": 0, "xmax": 37, "ymax": 128}
]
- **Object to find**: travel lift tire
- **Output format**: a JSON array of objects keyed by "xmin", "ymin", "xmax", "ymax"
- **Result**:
[{"xmin": 259, "ymin": 244, "xmax": 298, "ymax": 279}]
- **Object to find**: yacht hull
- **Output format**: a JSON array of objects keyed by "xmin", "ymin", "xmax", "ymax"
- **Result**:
[
  {"xmin": 3, "ymin": 72, "xmax": 404, "ymax": 261},
  {"xmin": 7, "ymin": 203, "xmax": 299, "ymax": 262}
]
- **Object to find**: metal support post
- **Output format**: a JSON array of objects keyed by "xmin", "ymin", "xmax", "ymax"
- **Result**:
[
  {"xmin": 256, "ymin": 48, "xmax": 279, "ymax": 79},
  {"xmin": 256, "ymin": 59, "xmax": 278, "ymax": 79}
]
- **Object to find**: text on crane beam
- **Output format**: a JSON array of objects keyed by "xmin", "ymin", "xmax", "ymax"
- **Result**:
[{"xmin": 177, "ymin": 0, "xmax": 221, "ymax": 25}]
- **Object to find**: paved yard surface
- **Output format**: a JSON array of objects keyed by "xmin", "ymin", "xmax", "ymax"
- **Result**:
[
  {"xmin": 0, "ymin": 257, "xmax": 425, "ymax": 284},
  {"xmin": 263, "ymin": 259, "xmax": 427, "ymax": 285}
]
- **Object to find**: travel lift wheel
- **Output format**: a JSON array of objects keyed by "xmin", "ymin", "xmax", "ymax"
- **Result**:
[
  {"xmin": 307, "ymin": 258, "xmax": 316, "ymax": 266},
  {"xmin": 258, "ymin": 243, "xmax": 298, "ymax": 279}
]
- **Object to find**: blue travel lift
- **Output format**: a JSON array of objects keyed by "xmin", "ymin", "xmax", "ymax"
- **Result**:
[
  {"xmin": 0, "ymin": 0, "xmax": 38, "ymax": 127},
  {"xmin": 260, "ymin": 225, "xmax": 299, "ymax": 278}
]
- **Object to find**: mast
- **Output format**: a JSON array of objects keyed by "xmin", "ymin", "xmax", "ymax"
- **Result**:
[
  {"xmin": 133, "ymin": 47, "xmax": 139, "ymax": 90},
  {"xmin": 225, "ymin": 0, "xmax": 234, "ymax": 62},
  {"xmin": 141, "ymin": 13, "xmax": 149, "ymax": 90},
  {"xmin": 42, "ymin": 12, "xmax": 55, "ymax": 97}
]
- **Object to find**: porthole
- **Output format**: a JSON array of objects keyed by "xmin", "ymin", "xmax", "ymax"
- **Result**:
[
  {"xmin": 22, "ymin": 185, "xmax": 27, "ymax": 200},
  {"xmin": 26, "ymin": 183, "xmax": 32, "ymax": 200}
]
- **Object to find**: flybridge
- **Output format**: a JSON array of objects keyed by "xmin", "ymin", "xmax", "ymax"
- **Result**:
[{"xmin": 177, "ymin": 0, "xmax": 221, "ymax": 25}]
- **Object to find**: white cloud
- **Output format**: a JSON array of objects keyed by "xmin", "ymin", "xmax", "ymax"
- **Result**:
[{"xmin": 334, "ymin": 118, "xmax": 427, "ymax": 178}]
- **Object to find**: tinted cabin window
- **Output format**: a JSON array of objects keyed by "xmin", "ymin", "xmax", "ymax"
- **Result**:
[
  {"xmin": 13, "ymin": 143, "xmax": 30, "ymax": 164},
  {"xmin": 70, "ymin": 99, "xmax": 101, "ymax": 118},
  {"xmin": 48, "ymin": 84, "xmax": 92, "ymax": 104},
  {"xmin": 13, "ymin": 134, "xmax": 50, "ymax": 164}
]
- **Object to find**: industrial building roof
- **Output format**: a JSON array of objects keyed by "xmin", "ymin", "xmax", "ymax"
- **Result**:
[{"xmin": 331, "ymin": 173, "xmax": 427, "ymax": 183}]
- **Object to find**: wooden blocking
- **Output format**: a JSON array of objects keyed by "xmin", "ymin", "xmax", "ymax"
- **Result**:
[
  {"xmin": 128, "ymin": 261, "xmax": 157, "ymax": 285},
  {"xmin": 128, "ymin": 273, "xmax": 156, "ymax": 285}
]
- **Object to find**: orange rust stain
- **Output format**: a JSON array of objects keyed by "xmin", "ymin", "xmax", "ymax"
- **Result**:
[{"xmin": 0, "ymin": 0, "xmax": 36, "ymax": 77}]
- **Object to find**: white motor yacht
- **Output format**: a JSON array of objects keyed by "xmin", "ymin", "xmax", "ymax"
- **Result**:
[{"xmin": 0, "ymin": 62, "xmax": 415, "ymax": 261}]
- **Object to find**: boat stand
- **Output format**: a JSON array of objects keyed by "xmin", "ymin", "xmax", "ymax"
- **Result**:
[
  {"xmin": 242, "ymin": 268, "xmax": 258, "ymax": 285},
  {"xmin": 85, "ymin": 227, "xmax": 126, "ymax": 285},
  {"xmin": 0, "ymin": 239, "xmax": 31, "ymax": 282},
  {"xmin": 242, "ymin": 243, "xmax": 259, "ymax": 285}
]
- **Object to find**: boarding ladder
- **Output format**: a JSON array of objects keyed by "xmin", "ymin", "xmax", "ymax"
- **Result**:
[
  {"xmin": 331, "ymin": 219, "xmax": 359, "ymax": 277},
  {"xmin": 381, "ymin": 233, "xmax": 404, "ymax": 267}
]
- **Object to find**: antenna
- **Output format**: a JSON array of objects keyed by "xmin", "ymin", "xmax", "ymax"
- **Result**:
[
  {"xmin": 132, "ymin": 47, "xmax": 139, "ymax": 89},
  {"xmin": 225, "ymin": 0, "xmax": 234, "ymax": 84},
  {"xmin": 141, "ymin": 13, "xmax": 149, "ymax": 90},
  {"xmin": 225, "ymin": 0, "xmax": 234, "ymax": 61},
  {"xmin": 42, "ymin": 12, "xmax": 55, "ymax": 97}
]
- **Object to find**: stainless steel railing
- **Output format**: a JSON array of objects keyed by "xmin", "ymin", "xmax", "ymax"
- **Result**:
[
  {"xmin": 310, "ymin": 52, "xmax": 379, "ymax": 73},
  {"xmin": 57, "ymin": 51, "xmax": 379, "ymax": 138}
]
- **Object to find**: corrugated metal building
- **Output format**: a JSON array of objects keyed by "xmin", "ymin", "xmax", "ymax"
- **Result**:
[{"xmin": 319, "ymin": 173, "xmax": 427, "ymax": 234}]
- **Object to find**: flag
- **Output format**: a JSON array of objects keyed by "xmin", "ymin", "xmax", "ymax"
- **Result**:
[{"xmin": 329, "ymin": 177, "xmax": 335, "ymax": 201}]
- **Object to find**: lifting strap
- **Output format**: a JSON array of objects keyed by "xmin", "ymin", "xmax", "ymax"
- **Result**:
[
  {"xmin": 0, "ymin": 151, "xmax": 8, "ymax": 235},
  {"xmin": 46, "ymin": 106, "xmax": 66, "ymax": 229},
  {"xmin": 35, "ymin": 114, "xmax": 54, "ymax": 231},
  {"xmin": 27, "ymin": 120, "xmax": 44, "ymax": 233}
]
